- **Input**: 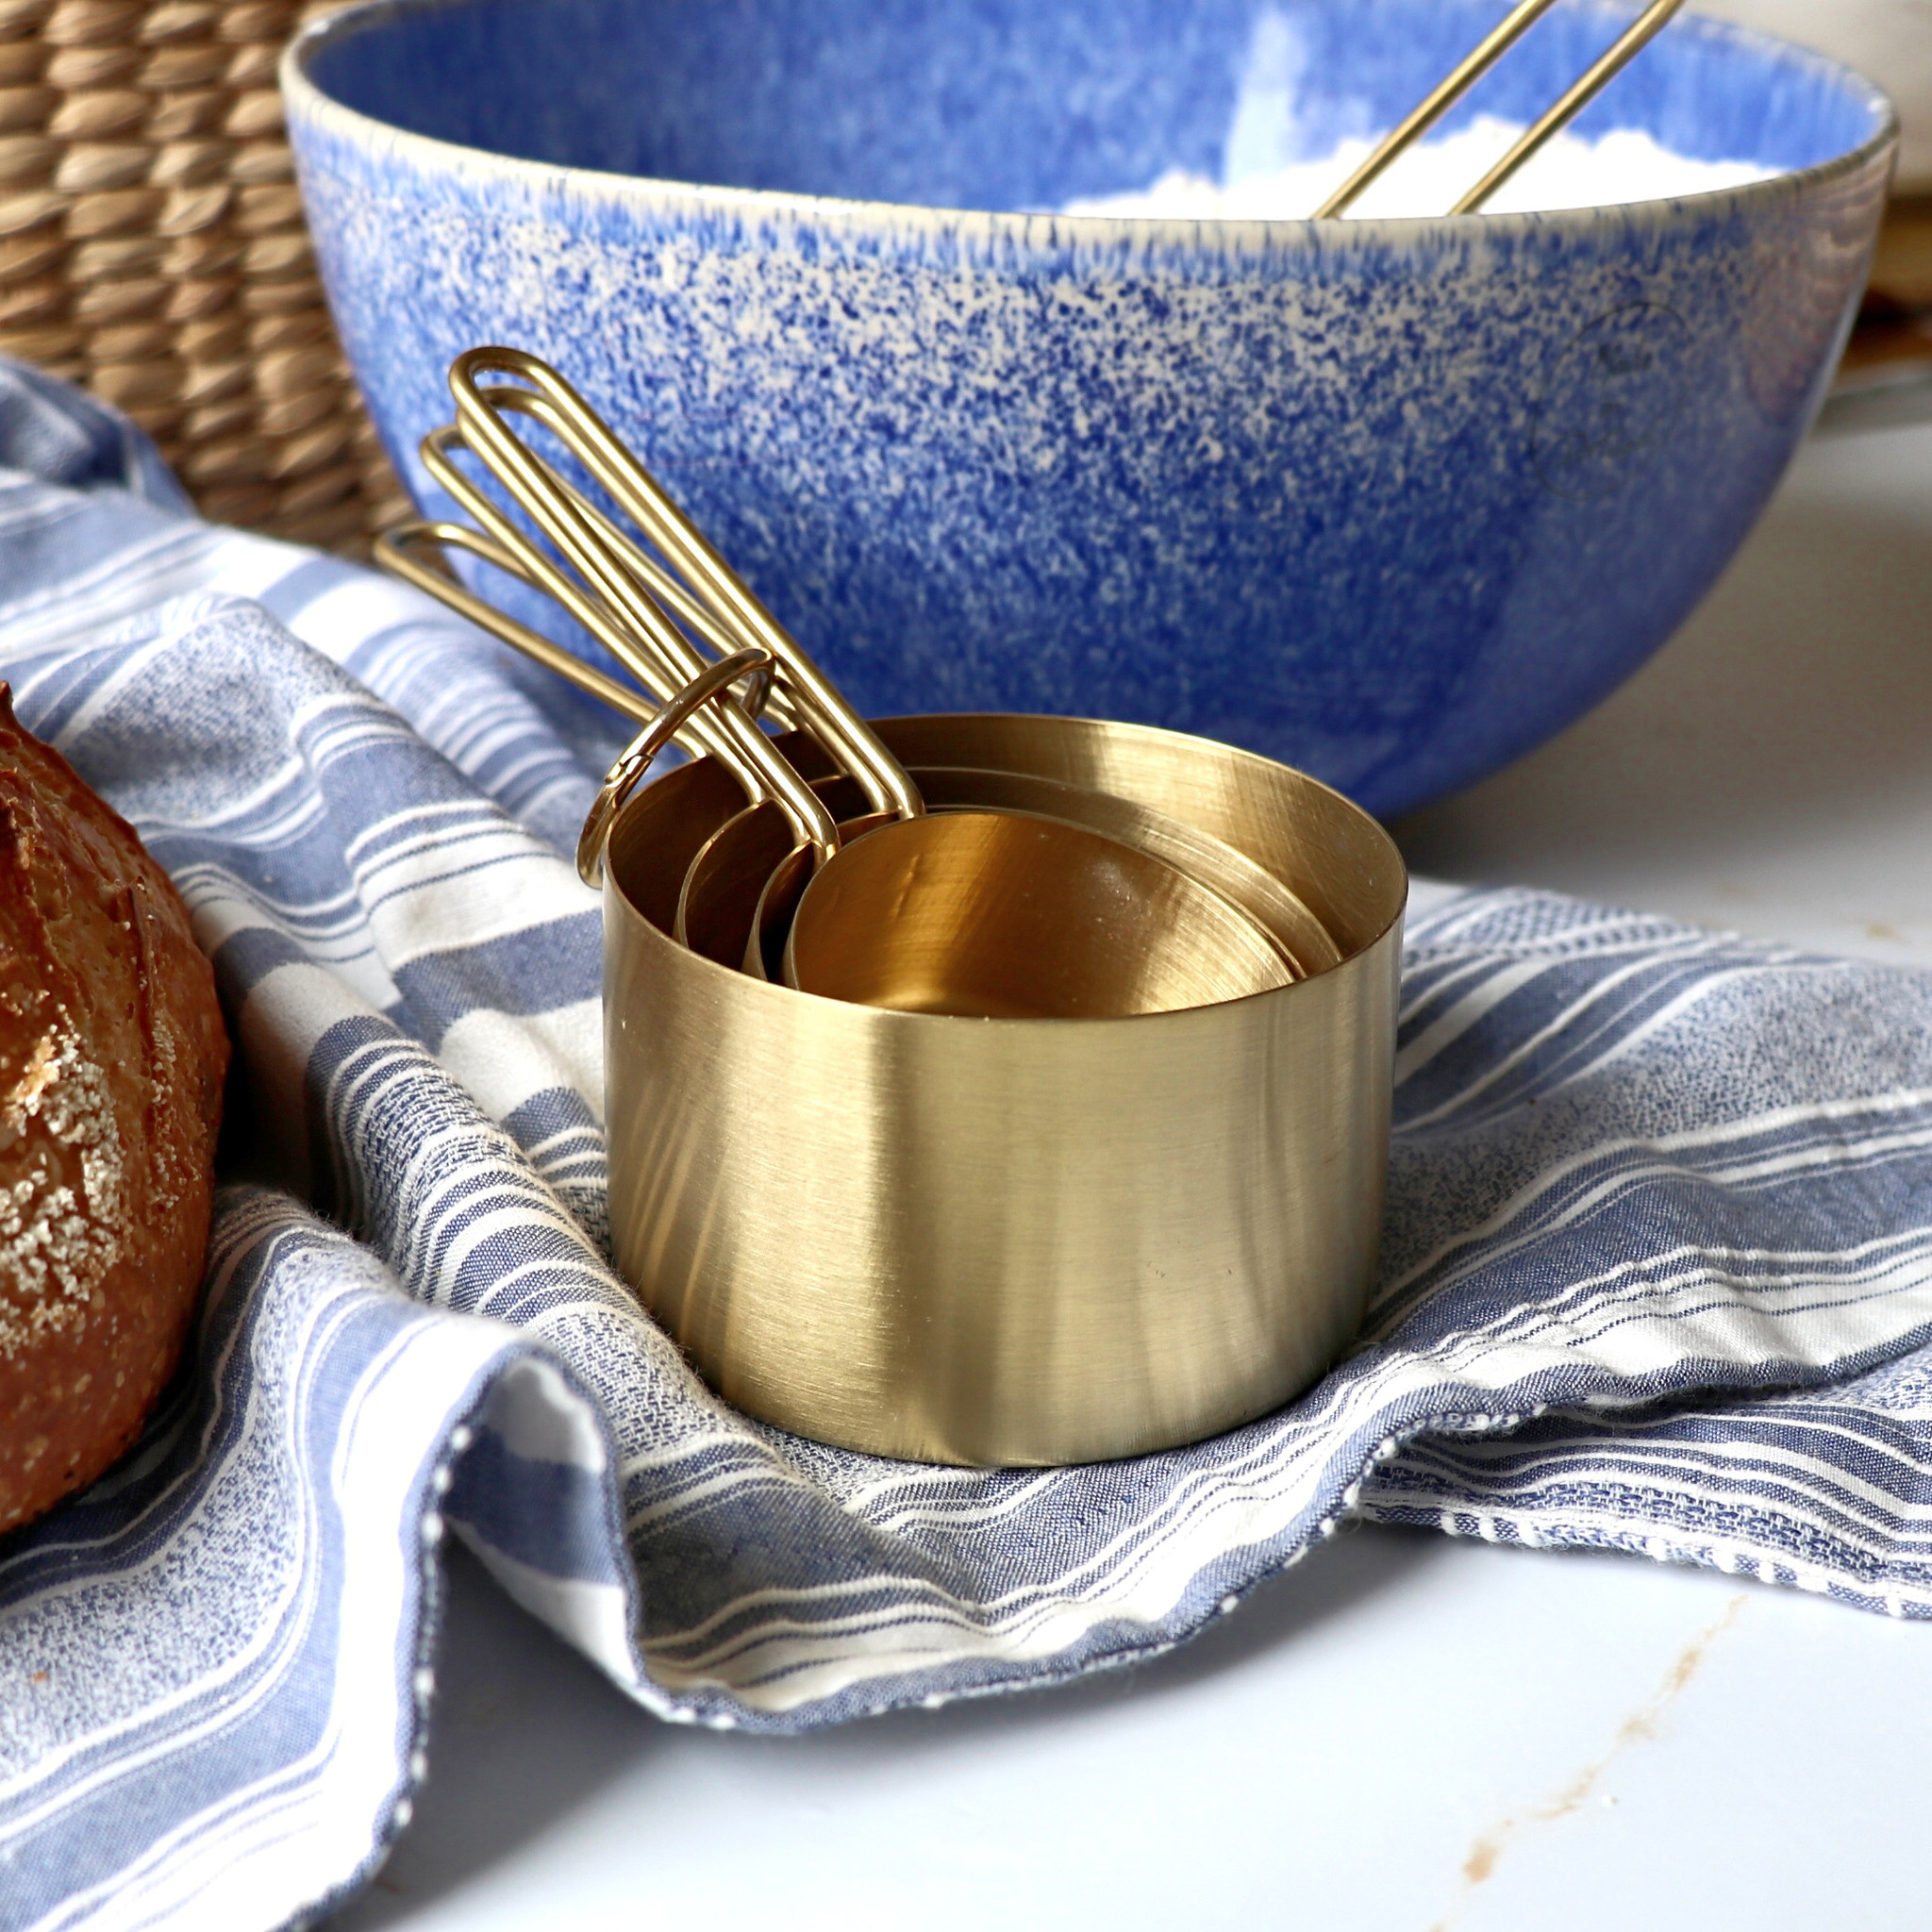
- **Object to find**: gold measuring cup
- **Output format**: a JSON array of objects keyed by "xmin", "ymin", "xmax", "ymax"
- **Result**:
[
  {"xmin": 662, "ymin": 758, "xmax": 1338, "ymax": 991},
  {"xmin": 352, "ymin": 581, "xmax": 1407, "ymax": 1457},
  {"xmin": 599, "ymin": 710, "xmax": 1405, "ymax": 1464},
  {"xmin": 672, "ymin": 779, "xmax": 1300, "ymax": 1013},
  {"xmin": 379, "ymin": 349, "xmax": 1294, "ymax": 1016},
  {"xmin": 784, "ymin": 806, "xmax": 1296, "ymax": 1018},
  {"xmin": 373, "ymin": 350, "xmax": 1407, "ymax": 1462}
]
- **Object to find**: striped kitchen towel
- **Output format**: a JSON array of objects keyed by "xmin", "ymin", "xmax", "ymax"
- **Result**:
[{"xmin": 3, "ymin": 356, "xmax": 1931, "ymax": 1931}]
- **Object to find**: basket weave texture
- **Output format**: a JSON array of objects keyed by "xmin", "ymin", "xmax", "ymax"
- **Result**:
[{"xmin": 0, "ymin": 0, "xmax": 408, "ymax": 551}]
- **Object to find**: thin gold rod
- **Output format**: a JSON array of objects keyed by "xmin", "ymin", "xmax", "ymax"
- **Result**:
[
  {"xmin": 452, "ymin": 347, "xmax": 923, "ymax": 824},
  {"xmin": 575, "ymin": 645, "xmax": 774, "ymax": 890},
  {"xmin": 1313, "ymin": 0, "xmax": 1562, "ymax": 219},
  {"xmin": 414, "ymin": 424, "xmax": 745, "ymax": 774},
  {"xmin": 447, "ymin": 388, "xmax": 707, "ymax": 682},
  {"xmin": 1451, "ymin": 0, "xmax": 1685, "ymax": 213},
  {"xmin": 474, "ymin": 387, "xmax": 797, "ymax": 732},
  {"xmin": 451, "ymin": 387, "xmax": 840, "ymax": 860},
  {"xmin": 479, "ymin": 392, "xmax": 745, "ymax": 654},
  {"xmin": 477, "ymin": 352, "xmax": 910, "ymax": 817},
  {"xmin": 375, "ymin": 522, "xmax": 658, "ymax": 724},
  {"xmin": 432, "ymin": 393, "xmax": 839, "ymax": 860},
  {"xmin": 377, "ymin": 524, "xmax": 787, "ymax": 890}
]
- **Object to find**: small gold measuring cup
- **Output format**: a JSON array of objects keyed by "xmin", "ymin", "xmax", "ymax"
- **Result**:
[
  {"xmin": 666, "ymin": 761, "xmax": 1329, "ymax": 1011},
  {"xmin": 680, "ymin": 764, "xmax": 1341, "ymax": 994},
  {"xmin": 379, "ymin": 348, "xmax": 1295, "ymax": 1017}
]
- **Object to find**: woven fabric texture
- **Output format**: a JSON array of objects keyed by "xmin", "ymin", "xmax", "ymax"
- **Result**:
[
  {"xmin": 5, "ymin": 363, "xmax": 1932, "ymax": 1930},
  {"xmin": 0, "ymin": 0, "xmax": 406, "ymax": 550}
]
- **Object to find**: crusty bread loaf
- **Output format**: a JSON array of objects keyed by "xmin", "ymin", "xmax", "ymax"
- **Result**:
[{"xmin": 0, "ymin": 688, "xmax": 228, "ymax": 1537}]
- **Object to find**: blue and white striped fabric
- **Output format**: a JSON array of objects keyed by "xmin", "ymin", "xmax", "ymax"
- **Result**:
[{"xmin": 4, "ymin": 356, "xmax": 1932, "ymax": 1929}]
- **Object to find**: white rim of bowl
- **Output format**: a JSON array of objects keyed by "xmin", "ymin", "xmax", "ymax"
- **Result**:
[{"xmin": 282, "ymin": 0, "xmax": 1900, "ymax": 247}]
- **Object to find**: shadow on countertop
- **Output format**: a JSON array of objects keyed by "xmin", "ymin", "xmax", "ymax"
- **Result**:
[{"xmin": 330, "ymin": 1522, "xmax": 1445, "ymax": 1928}]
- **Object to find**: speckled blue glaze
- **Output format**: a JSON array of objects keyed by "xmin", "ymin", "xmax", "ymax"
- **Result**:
[{"xmin": 284, "ymin": 0, "xmax": 1894, "ymax": 817}]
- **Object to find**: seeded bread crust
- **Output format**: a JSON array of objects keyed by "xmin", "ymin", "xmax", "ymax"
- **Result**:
[{"xmin": 0, "ymin": 688, "xmax": 228, "ymax": 1536}]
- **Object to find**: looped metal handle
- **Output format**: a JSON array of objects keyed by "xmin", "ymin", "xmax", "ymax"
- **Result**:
[
  {"xmin": 376, "ymin": 521, "xmax": 660, "ymax": 724},
  {"xmin": 447, "ymin": 347, "xmax": 924, "ymax": 827},
  {"xmin": 575, "ymin": 647, "xmax": 775, "ymax": 889},
  {"xmin": 408, "ymin": 417, "xmax": 822, "ymax": 842},
  {"xmin": 373, "ymin": 348, "xmax": 930, "ymax": 875},
  {"xmin": 374, "ymin": 522, "xmax": 778, "ymax": 887},
  {"xmin": 395, "ymin": 358, "xmax": 838, "ymax": 861}
]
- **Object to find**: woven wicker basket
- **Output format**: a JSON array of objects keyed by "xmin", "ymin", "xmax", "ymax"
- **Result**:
[{"xmin": 0, "ymin": 0, "xmax": 408, "ymax": 551}]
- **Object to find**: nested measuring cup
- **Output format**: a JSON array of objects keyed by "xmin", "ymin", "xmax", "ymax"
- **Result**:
[
  {"xmin": 597, "ymin": 709, "xmax": 1407, "ymax": 1464},
  {"xmin": 373, "ymin": 356, "xmax": 1408, "ymax": 1463},
  {"xmin": 718, "ymin": 764, "xmax": 1343, "ymax": 989},
  {"xmin": 380, "ymin": 348, "xmax": 1294, "ymax": 1017},
  {"xmin": 379, "ymin": 511, "xmax": 1336, "ymax": 1014}
]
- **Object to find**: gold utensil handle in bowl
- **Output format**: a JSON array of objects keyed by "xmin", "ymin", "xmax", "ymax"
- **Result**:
[{"xmin": 1313, "ymin": 0, "xmax": 1686, "ymax": 217}]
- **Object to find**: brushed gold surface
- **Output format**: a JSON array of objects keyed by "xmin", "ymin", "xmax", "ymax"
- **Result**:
[
  {"xmin": 701, "ymin": 767, "xmax": 1332, "ymax": 991},
  {"xmin": 784, "ymin": 808, "xmax": 1293, "ymax": 1017},
  {"xmin": 911, "ymin": 766, "xmax": 1341, "ymax": 978},
  {"xmin": 872, "ymin": 715, "xmax": 1404, "ymax": 956},
  {"xmin": 605, "ymin": 751, "xmax": 748, "ymax": 934},
  {"xmin": 603, "ymin": 712, "xmax": 1405, "ymax": 1466},
  {"xmin": 382, "ymin": 354, "xmax": 1403, "ymax": 1462},
  {"xmin": 676, "ymin": 774, "xmax": 1298, "ymax": 1012},
  {"xmin": 754, "ymin": 787, "xmax": 1300, "ymax": 1016},
  {"xmin": 676, "ymin": 800, "xmax": 799, "ymax": 966}
]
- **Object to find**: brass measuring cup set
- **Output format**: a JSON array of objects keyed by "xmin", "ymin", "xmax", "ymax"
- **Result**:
[
  {"xmin": 378, "ymin": 348, "xmax": 1407, "ymax": 1466},
  {"xmin": 355, "ymin": 4, "xmax": 1694, "ymax": 1464}
]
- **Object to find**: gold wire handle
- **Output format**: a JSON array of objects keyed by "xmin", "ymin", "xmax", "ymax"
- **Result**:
[
  {"xmin": 445, "ymin": 348, "xmax": 924, "ymax": 826},
  {"xmin": 373, "ymin": 352, "xmax": 951, "ymax": 871},
  {"xmin": 431, "ymin": 396, "xmax": 791, "ymax": 730},
  {"xmin": 1314, "ymin": 0, "xmax": 1686, "ymax": 219},
  {"xmin": 412, "ymin": 363, "xmax": 840, "ymax": 860},
  {"xmin": 373, "ymin": 523, "xmax": 786, "ymax": 885},
  {"xmin": 575, "ymin": 646, "xmax": 774, "ymax": 889},
  {"xmin": 377, "ymin": 520, "xmax": 665, "ymax": 724},
  {"xmin": 404, "ymin": 425, "xmax": 771, "ymax": 778},
  {"xmin": 386, "ymin": 431, "xmax": 817, "ymax": 840},
  {"xmin": 448, "ymin": 347, "xmax": 923, "ymax": 823}
]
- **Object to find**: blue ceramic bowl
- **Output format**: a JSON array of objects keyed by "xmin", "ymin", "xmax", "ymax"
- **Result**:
[{"xmin": 285, "ymin": 0, "xmax": 1893, "ymax": 817}]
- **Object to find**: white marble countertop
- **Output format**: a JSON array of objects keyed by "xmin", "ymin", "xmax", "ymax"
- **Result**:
[{"xmin": 333, "ymin": 412, "xmax": 1932, "ymax": 1932}]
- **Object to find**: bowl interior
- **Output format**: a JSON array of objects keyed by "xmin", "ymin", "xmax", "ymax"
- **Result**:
[{"xmin": 308, "ymin": 0, "xmax": 1887, "ymax": 210}]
